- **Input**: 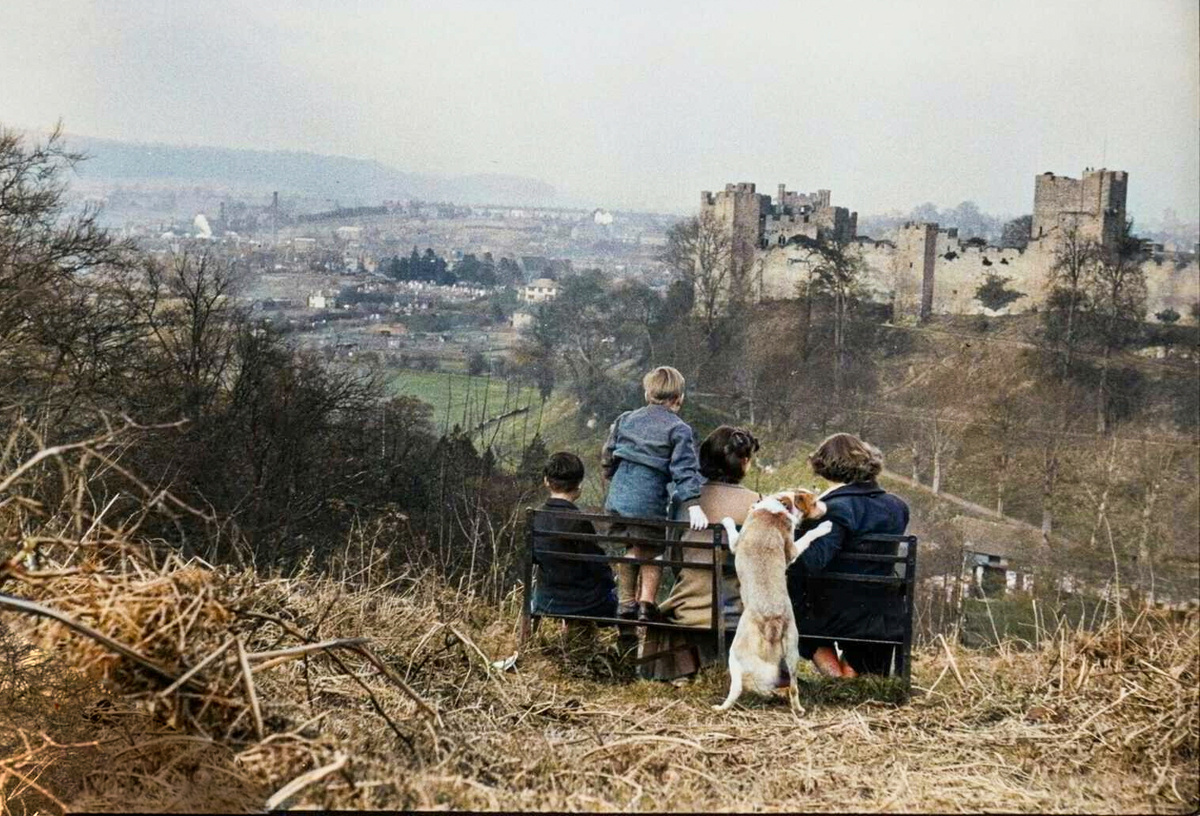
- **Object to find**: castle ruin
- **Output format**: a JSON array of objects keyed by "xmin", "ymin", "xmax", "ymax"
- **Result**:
[
  {"xmin": 699, "ymin": 182, "xmax": 858, "ymax": 281},
  {"xmin": 1031, "ymin": 168, "xmax": 1128, "ymax": 248},
  {"xmin": 706, "ymin": 169, "xmax": 1197, "ymax": 323}
]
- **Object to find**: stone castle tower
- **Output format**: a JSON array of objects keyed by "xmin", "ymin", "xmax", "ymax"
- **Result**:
[
  {"xmin": 700, "ymin": 182, "xmax": 858, "ymax": 289},
  {"xmin": 703, "ymin": 168, "xmax": 1196, "ymax": 325},
  {"xmin": 1031, "ymin": 168, "xmax": 1128, "ymax": 248},
  {"xmin": 700, "ymin": 183, "xmax": 770, "ymax": 281}
]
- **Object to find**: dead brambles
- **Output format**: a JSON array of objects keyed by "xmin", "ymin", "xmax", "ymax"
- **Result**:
[
  {"xmin": 2, "ymin": 536, "xmax": 1196, "ymax": 813},
  {"xmin": 0, "ymin": 431, "xmax": 1196, "ymax": 812}
]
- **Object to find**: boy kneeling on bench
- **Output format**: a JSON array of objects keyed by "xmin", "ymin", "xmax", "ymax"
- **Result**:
[{"xmin": 532, "ymin": 452, "xmax": 618, "ymax": 629}]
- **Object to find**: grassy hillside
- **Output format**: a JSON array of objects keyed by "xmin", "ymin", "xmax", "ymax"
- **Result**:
[
  {"xmin": 5, "ymin": 542, "xmax": 1196, "ymax": 813},
  {"xmin": 389, "ymin": 371, "xmax": 537, "ymax": 432}
]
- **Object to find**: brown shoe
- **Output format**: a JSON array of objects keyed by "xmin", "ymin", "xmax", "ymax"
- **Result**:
[
  {"xmin": 617, "ymin": 601, "xmax": 638, "ymax": 621},
  {"xmin": 812, "ymin": 646, "xmax": 844, "ymax": 678}
]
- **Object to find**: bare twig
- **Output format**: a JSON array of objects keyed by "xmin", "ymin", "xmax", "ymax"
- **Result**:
[
  {"xmin": 264, "ymin": 752, "xmax": 348, "ymax": 810},
  {"xmin": 248, "ymin": 637, "xmax": 371, "ymax": 666},
  {"xmin": 938, "ymin": 634, "xmax": 968, "ymax": 690},
  {"xmin": 0, "ymin": 592, "xmax": 188, "ymax": 688},
  {"xmin": 235, "ymin": 638, "xmax": 265, "ymax": 741},
  {"xmin": 158, "ymin": 638, "xmax": 236, "ymax": 698}
]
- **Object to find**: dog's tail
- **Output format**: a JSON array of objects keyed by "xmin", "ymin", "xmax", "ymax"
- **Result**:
[
  {"xmin": 760, "ymin": 614, "xmax": 785, "ymax": 645},
  {"xmin": 754, "ymin": 614, "xmax": 792, "ymax": 688},
  {"xmin": 776, "ymin": 657, "xmax": 792, "ymax": 688}
]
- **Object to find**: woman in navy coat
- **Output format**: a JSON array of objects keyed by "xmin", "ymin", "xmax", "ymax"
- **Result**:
[{"xmin": 788, "ymin": 433, "xmax": 910, "ymax": 677}]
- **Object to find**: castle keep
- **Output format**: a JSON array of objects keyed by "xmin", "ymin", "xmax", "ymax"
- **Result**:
[
  {"xmin": 1031, "ymin": 168, "xmax": 1127, "ymax": 248},
  {"xmin": 700, "ymin": 182, "xmax": 858, "ymax": 279},
  {"xmin": 707, "ymin": 170, "xmax": 1197, "ymax": 323}
]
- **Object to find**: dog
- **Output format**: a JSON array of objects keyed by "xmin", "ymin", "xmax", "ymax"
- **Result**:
[{"xmin": 713, "ymin": 489, "xmax": 830, "ymax": 712}]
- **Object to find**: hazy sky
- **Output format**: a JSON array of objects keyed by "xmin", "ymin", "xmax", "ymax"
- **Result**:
[{"xmin": 3, "ymin": 0, "xmax": 1198, "ymax": 219}]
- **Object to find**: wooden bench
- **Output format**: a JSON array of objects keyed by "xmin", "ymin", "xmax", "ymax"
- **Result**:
[
  {"xmin": 519, "ymin": 508, "xmax": 731, "ymax": 663},
  {"xmin": 794, "ymin": 533, "xmax": 919, "ymax": 699},
  {"xmin": 519, "ymin": 508, "xmax": 918, "ymax": 697}
]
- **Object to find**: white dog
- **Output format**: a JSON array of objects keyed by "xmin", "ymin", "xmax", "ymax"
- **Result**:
[{"xmin": 714, "ymin": 490, "xmax": 830, "ymax": 712}]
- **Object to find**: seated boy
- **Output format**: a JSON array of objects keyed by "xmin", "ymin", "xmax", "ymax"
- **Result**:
[{"xmin": 532, "ymin": 452, "xmax": 618, "ymax": 620}]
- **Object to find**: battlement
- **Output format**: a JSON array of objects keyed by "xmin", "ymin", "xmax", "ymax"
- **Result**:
[
  {"xmin": 901, "ymin": 221, "xmax": 939, "ymax": 232},
  {"xmin": 775, "ymin": 185, "xmax": 832, "ymax": 214}
]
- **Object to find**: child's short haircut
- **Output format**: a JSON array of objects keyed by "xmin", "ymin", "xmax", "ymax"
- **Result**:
[
  {"xmin": 809, "ymin": 433, "xmax": 884, "ymax": 484},
  {"xmin": 643, "ymin": 366, "xmax": 685, "ymax": 405},
  {"xmin": 544, "ymin": 451, "xmax": 585, "ymax": 492}
]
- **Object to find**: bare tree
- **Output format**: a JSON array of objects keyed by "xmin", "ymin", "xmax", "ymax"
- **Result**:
[
  {"xmin": 793, "ymin": 237, "xmax": 866, "ymax": 402},
  {"xmin": 128, "ymin": 250, "xmax": 244, "ymax": 418},
  {"xmin": 1087, "ymin": 222, "xmax": 1147, "ymax": 433},
  {"xmin": 1024, "ymin": 377, "xmax": 1089, "ymax": 547},
  {"xmin": 1044, "ymin": 225, "xmax": 1099, "ymax": 379},
  {"xmin": 0, "ymin": 125, "xmax": 134, "ymax": 424},
  {"xmin": 661, "ymin": 211, "xmax": 733, "ymax": 342}
]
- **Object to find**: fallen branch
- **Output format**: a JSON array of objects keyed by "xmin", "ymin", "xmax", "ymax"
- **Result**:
[
  {"xmin": 235, "ymin": 638, "xmax": 265, "ymax": 741},
  {"xmin": 0, "ymin": 592, "xmax": 188, "ymax": 689},
  {"xmin": 249, "ymin": 637, "xmax": 371, "ymax": 670},
  {"xmin": 350, "ymin": 643, "xmax": 444, "ymax": 728}
]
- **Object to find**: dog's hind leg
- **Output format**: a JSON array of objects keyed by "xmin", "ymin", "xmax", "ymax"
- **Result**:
[
  {"xmin": 784, "ymin": 618, "xmax": 803, "ymax": 713},
  {"xmin": 713, "ymin": 653, "xmax": 745, "ymax": 711},
  {"xmin": 788, "ymin": 677, "xmax": 804, "ymax": 714}
]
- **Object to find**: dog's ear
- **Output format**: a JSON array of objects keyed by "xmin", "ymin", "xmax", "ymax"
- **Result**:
[
  {"xmin": 794, "ymin": 488, "xmax": 826, "ymax": 519},
  {"xmin": 775, "ymin": 492, "xmax": 797, "ymax": 514}
]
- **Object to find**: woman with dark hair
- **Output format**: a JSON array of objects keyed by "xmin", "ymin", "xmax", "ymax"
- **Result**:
[
  {"xmin": 640, "ymin": 425, "xmax": 761, "ymax": 682},
  {"xmin": 788, "ymin": 432, "xmax": 910, "ymax": 678}
]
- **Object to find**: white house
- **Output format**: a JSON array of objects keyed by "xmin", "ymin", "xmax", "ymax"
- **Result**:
[
  {"xmin": 520, "ymin": 278, "xmax": 559, "ymax": 303},
  {"xmin": 307, "ymin": 291, "xmax": 334, "ymax": 310}
]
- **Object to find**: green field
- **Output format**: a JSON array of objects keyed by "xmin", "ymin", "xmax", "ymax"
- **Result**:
[{"xmin": 387, "ymin": 370, "xmax": 545, "ymax": 461}]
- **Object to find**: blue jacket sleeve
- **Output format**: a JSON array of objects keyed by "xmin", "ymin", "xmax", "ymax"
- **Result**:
[
  {"xmin": 600, "ymin": 412, "xmax": 625, "ymax": 479},
  {"xmin": 798, "ymin": 517, "xmax": 849, "ymax": 573},
  {"xmin": 667, "ymin": 423, "xmax": 702, "ymax": 508}
]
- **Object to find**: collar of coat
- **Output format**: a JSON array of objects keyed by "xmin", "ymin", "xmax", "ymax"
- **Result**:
[{"xmin": 822, "ymin": 481, "xmax": 885, "ymax": 500}]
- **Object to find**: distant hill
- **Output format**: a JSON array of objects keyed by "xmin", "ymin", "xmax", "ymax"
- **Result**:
[{"xmin": 60, "ymin": 134, "xmax": 557, "ymax": 206}]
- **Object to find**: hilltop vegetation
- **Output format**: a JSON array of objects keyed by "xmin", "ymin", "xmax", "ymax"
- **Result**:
[{"xmin": 3, "ymin": 476, "xmax": 1195, "ymax": 812}]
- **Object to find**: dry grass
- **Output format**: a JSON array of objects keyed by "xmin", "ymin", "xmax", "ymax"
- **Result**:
[
  {"xmin": 0, "ymin": 423, "xmax": 1195, "ymax": 813},
  {"xmin": 2, "ymin": 540, "xmax": 1196, "ymax": 814}
]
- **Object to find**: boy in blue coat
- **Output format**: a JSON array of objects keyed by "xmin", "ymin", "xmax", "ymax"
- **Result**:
[{"xmin": 601, "ymin": 366, "xmax": 709, "ymax": 622}]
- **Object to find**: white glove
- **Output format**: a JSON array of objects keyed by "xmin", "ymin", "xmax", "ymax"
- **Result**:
[{"xmin": 687, "ymin": 505, "xmax": 709, "ymax": 531}]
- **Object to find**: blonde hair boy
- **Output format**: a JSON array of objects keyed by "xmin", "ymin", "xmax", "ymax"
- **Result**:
[
  {"xmin": 601, "ymin": 364, "xmax": 708, "ymax": 623},
  {"xmin": 643, "ymin": 366, "xmax": 685, "ymax": 406}
]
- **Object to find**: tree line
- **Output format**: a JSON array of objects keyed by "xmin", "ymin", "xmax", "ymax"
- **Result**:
[
  {"xmin": 379, "ymin": 247, "xmax": 524, "ymax": 288},
  {"xmin": 0, "ymin": 126, "xmax": 540, "ymax": 599}
]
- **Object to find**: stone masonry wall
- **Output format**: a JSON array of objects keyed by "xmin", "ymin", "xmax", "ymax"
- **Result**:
[{"xmin": 755, "ymin": 230, "xmax": 1198, "ymax": 322}]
